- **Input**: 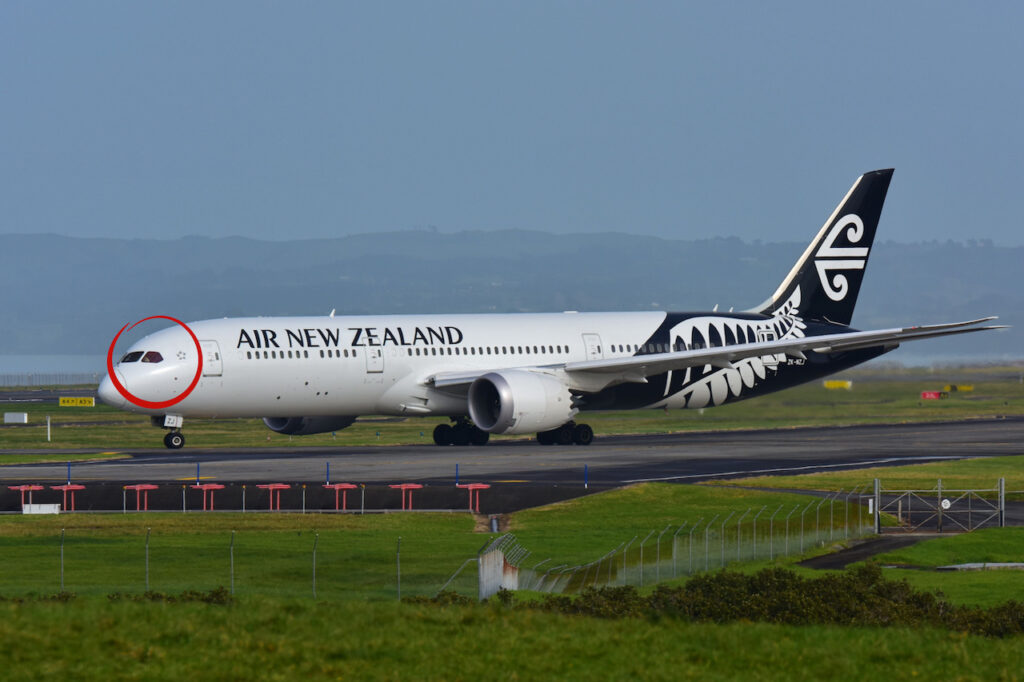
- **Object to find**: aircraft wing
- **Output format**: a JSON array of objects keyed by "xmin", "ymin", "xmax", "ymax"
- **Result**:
[
  {"xmin": 563, "ymin": 317, "xmax": 1002, "ymax": 378},
  {"xmin": 427, "ymin": 317, "xmax": 1003, "ymax": 390}
]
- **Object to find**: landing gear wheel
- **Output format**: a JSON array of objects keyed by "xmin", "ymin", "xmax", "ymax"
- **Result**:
[
  {"xmin": 572, "ymin": 423, "xmax": 594, "ymax": 445},
  {"xmin": 163, "ymin": 431, "xmax": 185, "ymax": 449},
  {"xmin": 433, "ymin": 423, "xmax": 453, "ymax": 446},
  {"xmin": 554, "ymin": 423, "xmax": 574, "ymax": 445},
  {"xmin": 451, "ymin": 423, "xmax": 471, "ymax": 446},
  {"xmin": 470, "ymin": 427, "xmax": 490, "ymax": 446}
]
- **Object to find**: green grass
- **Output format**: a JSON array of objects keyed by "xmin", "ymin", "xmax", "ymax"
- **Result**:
[
  {"xmin": 875, "ymin": 528, "xmax": 1024, "ymax": 567},
  {"xmin": 2, "ymin": 369, "xmax": 1023, "ymax": 456},
  {"xmin": 0, "ymin": 484, "xmax": 859, "ymax": 600},
  {"xmin": 1, "ymin": 478, "xmax": 1023, "ymax": 679},
  {"xmin": 706, "ymin": 454, "xmax": 1024, "ymax": 494},
  {"xmin": 2, "ymin": 598, "xmax": 1023, "ymax": 681},
  {"xmin": 867, "ymin": 528, "xmax": 1024, "ymax": 607}
]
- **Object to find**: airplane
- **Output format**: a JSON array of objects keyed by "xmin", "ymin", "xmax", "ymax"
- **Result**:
[{"xmin": 98, "ymin": 169, "xmax": 1003, "ymax": 449}]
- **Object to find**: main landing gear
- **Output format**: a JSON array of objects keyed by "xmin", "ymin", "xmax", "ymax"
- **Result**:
[
  {"xmin": 433, "ymin": 418, "xmax": 490, "ymax": 446},
  {"xmin": 536, "ymin": 421, "xmax": 593, "ymax": 446}
]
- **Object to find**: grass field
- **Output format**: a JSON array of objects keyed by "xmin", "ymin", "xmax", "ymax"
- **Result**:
[
  {"xmin": 1, "ymin": 367, "xmax": 1023, "ymax": 456},
  {"xmin": 2, "ymin": 598, "xmax": 1022, "ymax": 681},
  {"xmin": 0, "ymin": 484, "xmax": 854, "ymax": 600},
  {"xmin": 3, "ymin": 374, "xmax": 1024, "ymax": 679},
  {"xmin": 707, "ymin": 454, "xmax": 1024, "ymax": 494},
  {"xmin": 1, "ymin": 477, "xmax": 1023, "ymax": 678}
]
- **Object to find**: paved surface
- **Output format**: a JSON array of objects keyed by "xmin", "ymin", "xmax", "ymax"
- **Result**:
[
  {"xmin": 1, "ymin": 418, "xmax": 1021, "ymax": 485},
  {"xmin": 798, "ymin": 535, "xmax": 929, "ymax": 570}
]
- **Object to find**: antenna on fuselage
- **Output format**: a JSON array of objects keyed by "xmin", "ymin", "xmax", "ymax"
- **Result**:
[{"xmin": 329, "ymin": 309, "xmax": 336, "ymax": 318}]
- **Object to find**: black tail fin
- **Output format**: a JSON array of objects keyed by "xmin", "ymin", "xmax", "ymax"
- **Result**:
[{"xmin": 754, "ymin": 169, "xmax": 893, "ymax": 326}]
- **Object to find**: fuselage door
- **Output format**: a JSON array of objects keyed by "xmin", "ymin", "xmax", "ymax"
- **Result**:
[
  {"xmin": 582, "ymin": 333, "xmax": 604, "ymax": 360},
  {"xmin": 365, "ymin": 347, "xmax": 384, "ymax": 373},
  {"xmin": 200, "ymin": 340, "xmax": 223, "ymax": 377}
]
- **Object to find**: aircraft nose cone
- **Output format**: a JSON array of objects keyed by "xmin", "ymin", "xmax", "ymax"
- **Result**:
[{"xmin": 98, "ymin": 371, "xmax": 127, "ymax": 408}]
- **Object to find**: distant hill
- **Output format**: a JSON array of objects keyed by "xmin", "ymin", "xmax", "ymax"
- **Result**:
[{"xmin": 1, "ymin": 231, "xmax": 1019, "ymax": 359}]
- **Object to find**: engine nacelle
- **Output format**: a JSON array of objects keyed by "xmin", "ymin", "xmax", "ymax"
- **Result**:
[
  {"xmin": 468, "ymin": 370, "xmax": 577, "ymax": 435},
  {"xmin": 262, "ymin": 416, "xmax": 357, "ymax": 436}
]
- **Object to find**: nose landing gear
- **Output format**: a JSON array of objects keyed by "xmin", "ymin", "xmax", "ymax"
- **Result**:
[
  {"xmin": 163, "ymin": 431, "xmax": 185, "ymax": 449},
  {"xmin": 154, "ymin": 414, "xmax": 186, "ymax": 449}
]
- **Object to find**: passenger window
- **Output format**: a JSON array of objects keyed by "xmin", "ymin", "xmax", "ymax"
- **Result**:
[
  {"xmin": 120, "ymin": 351, "xmax": 144, "ymax": 363},
  {"xmin": 141, "ymin": 352, "xmax": 163, "ymax": 363}
]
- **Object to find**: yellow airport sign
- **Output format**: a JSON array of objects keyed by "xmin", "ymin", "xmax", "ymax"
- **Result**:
[
  {"xmin": 823, "ymin": 380, "xmax": 852, "ymax": 390},
  {"xmin": 943, "ymin": 384, "xmax": 973, "ymax": 392},
  {"xmin": 59, "ymin": 397, "xmax": 95, "ymax": 407}
]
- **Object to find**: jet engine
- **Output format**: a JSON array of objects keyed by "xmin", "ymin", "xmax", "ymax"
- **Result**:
[
  {"xmin": 262, "ymin": 416, "xmax": 357, "ymax": 436},
  {"xmin": 468, "ymin": 370, "xmax": 577, "ymax": 435}
]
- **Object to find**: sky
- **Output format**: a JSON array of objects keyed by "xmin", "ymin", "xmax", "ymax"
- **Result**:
[{"xmin": 2, "ymin": 2, "xmax": 1022, "ymax": 245}]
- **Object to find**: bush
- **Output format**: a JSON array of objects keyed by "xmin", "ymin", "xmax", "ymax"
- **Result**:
[{"xmin": 525, "ymin": 564, "xmax": 1024, "ymax": 637}]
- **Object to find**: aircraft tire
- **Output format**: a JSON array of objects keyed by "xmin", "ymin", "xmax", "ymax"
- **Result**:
[
  {"xmin": 164, "ymin": 431, "xmax": 185, "ymax": 449},
  {"xmin": 536, "ymin": 430, "xmax": 554, "ymax": 445},
  {"xmin": 470, "ymin": 427, "xmax": 490, "ymax": 446},
  {"xmin": 451, "ymin": 424, "xmax": 471, "ymax": 446},
  {"xmin": 433, "ymin": 423, "xmax": 453, "ymax": 446},
  {"xmin": 572, "ymin": 423, "xmax": 594, "ymax": 446},
  {"xmin": 554, "ymin": 423, "xmax": 574, "ymax": 445}
]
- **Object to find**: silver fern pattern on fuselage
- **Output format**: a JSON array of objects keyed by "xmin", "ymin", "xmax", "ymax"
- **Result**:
[{"xmin": 658, "ymin": 288, "xmax": 806, "ymax": 409}]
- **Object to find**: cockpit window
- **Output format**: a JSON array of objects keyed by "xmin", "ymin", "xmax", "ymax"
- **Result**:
[
  {"xmin": 120, "ymin": 352, "xmax": 144, "ymax": 363},
  {"xmin": 141, "ymin": 351, "xmax": 164, "ymax": 363}
]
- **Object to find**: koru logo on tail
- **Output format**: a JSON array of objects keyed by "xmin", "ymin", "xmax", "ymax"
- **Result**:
[{"xmin": 814, "ymin": 214, "xmax": 868, "ymax": 301}]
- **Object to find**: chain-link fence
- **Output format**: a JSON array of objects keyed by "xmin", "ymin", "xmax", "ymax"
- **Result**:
[{"xmin": 468, "ymin": 492, "xmax": 873, "ymax": 598}]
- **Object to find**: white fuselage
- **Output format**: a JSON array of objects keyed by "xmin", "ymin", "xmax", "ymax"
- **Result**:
[{"xmin": 100, "ymin": 311, "xmax": 674, "ymax": 418}]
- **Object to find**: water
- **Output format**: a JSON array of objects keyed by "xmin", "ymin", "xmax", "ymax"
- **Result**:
[{"xmin": 0, "ymin": 355, "xmax": 105, "ymax": 374}]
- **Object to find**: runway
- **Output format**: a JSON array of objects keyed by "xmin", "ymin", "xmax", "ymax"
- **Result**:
[{"xmin": 2, "ymin": 418, "xmax": 1021, "ymax": 486}]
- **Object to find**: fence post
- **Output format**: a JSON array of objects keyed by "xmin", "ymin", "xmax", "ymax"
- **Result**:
[
  {"xmin": 752, "ymin": 506, "xmax": 766, "ymax": 560},
  {"xmin": 999, "ymin": 477, "xmax": 1006, "ymax": 527},
  {"xmin": 688, "ymin": 520, "xmax": 702, "ymax": 576},
  {"xmin": 638, "ymin": 530, "xmax": 655, "ymax": 587},
  {"xmin": 829, "ymin": 492, "xmax": 837, "ymax": 542},
  {"xmin": 621, "ymin": 536, "xmax": 637, "ymax": 586},
  {"xmin": 768, "ymin": 505, "xmax": 782, "ymax": 560},
  {"xmin": 735, "ymin": 508, "xmax": 751, "ymax": 562},
  {"xmin": 656, "ymin": 524, "xmax": 671, "ymax": 583},
  {"xmin": 815, "ymin": 497, "xmax": 828, "ymax": 545},
  {"xmin": 937, "ymin": 479, "xmax": 943, "ymax": 533},
  {"xmin": 783, "ymin": 504, "xmax": 799, "ymax": 556},
  {"xmin": 800, "ymin": 500, "xmax": 813, "ymax": 553},
  {"xmin": 873, "ymin": 478, "xmax": 881, "ymax": 534},
  {"xmin": 229, "ymin": 530, "xmax": 235, "ymax": 595},
  {"xmin": 704, "ymin": 514, "xmax": 719, "ymax": 573},
  {"xmin": 672, "ymin": 523, "xmax": 687, "ymax": 578},
  {"xmin": 145, "ymin": 527, "xmax": 151, "ymax": 592},
  {"xmin": 719, "ymin": 512, "xmax": 734, "ymax": 568}
]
